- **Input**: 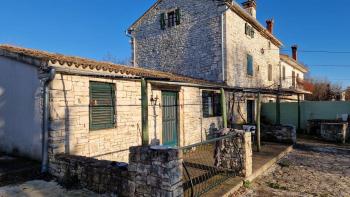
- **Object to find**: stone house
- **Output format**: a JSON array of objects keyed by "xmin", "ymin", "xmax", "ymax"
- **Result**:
[
  {"xmin": 0, "ymin": 45, "xmax": 230, "ymax": 165},
  {"xmin": 128, "ymin": 0, "xmax": 309, "ymax": 123}
]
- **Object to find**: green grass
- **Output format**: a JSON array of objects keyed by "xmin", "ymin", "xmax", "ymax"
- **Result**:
[{"xmin": 243, "ymin": 180, "xmax": 252, "ymax": 188}]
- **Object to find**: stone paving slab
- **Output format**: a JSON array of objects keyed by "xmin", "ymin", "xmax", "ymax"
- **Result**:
[{"xmin": 239, "ymin": 143, "xmax": 350, "ymax": 197}]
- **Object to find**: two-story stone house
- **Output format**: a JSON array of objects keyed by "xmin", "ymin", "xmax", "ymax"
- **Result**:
[{"xmin": 128, "ymin": 0, "xmax": 308, "ymax": 124}]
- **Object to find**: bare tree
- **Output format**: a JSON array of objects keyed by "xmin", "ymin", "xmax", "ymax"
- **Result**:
[
  {"xmin": 102, "ymin": 53, "xmax": 131, "ymax": 66},
  {"xmin": 305, "ymin": 78, "xmax": 343, "ymax": 101},
  {"xmin": 345, "ymin": 87, "xmax": 350, "ymax": 101}
]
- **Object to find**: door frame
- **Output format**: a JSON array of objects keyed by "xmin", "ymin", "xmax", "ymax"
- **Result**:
[{"xmin": 161, "ymin": 90, "xmax": 180, "ymax": 147}]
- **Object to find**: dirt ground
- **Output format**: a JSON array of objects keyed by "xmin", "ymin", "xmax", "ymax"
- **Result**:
[
  {"xmin": 239, "ymin": 147, "xmax": 350, "ymax": 197},
  {"xmin": 0, "ymin": 180, "xmax": 107, "ymax": 197}
]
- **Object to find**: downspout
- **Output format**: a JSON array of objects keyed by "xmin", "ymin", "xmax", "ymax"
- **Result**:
[
  {"xmin": 41, "ymin": 68, "xmax": 56, "ymax": 173},
  {"xmin": 126, "ymin": 30, "xmax": 136, "ymax": 67}
]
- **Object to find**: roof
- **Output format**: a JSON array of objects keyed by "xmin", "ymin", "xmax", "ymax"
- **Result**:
[
  {"xmin": 0, "ymin": 44, "xmax": 223, "ymax": 86},
  {"xmin": 280, "ymin": 54, "xmax": 309, "ymax": 73},
  {"xmin": 128, "ymin": 0, "xmax": 283, "ymax": 47},
  {"xmin": 225, "ymin": 1, "xmax": 282, "ymax": 47}
]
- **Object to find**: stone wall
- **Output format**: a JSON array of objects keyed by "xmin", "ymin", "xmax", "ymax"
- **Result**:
[
  {"xmin": 50, "ymin": 154, "xmax": 131, "ymax": 195},
  {"xmin": 320, "ymin": 123, "xmax": 349, "ymax": 144},
  {"xmin": 128, "ymin": 146, "xmax": 183, "ymax": 196},
  {"xmin": 262, "ymin": 125, "xmax": 296, "ymax": 144},
  {"xmin": 48, "ymin": 73, "xmax": 142, "ymax": 163},
  {"xmin": 48, "ymin": 73, "xmax": 223, "ymax": 165},
  {"xmin": 225, "ymin": 8, "xmax": 281, "ymax": 88},
  {"xmin": 131, "ymin": 0, "xmax": 225, "ymax": 82},
  {"xmin": 214, "ymin": 129, "xmax": 252, "ymax": 177},
  {"xmin": 50, "ymin": 146, "xmax": 183, "ymax": 197}
]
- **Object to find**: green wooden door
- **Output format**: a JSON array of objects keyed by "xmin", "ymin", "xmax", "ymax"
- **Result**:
[{"xmin": 162, "ymin": 91, "xmax": 178, "ymax": 147}]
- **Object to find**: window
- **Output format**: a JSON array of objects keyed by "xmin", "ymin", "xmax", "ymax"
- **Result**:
[
  {"xmin": 245, "ymin": 23, "xmax": 255, "ymax": 38},
  {"xmin": 292, "ymin": 71, "xmax": 296, "ymax": 87},
  {"xmin": 202, "ymin": 91, "xmax": 222, "ymax": 117},
  {"xmin": 282, "ymin": 66, "xmax": 286, "ymax": 80},
  {"xmin": 89, "ymin": 81, "xmax": 116, "ymax": 130},
  {"xmin": 167, "ymin": 11, "xmax": 176, "ymax": 27},
  {"xmin": 268, "ymin": 64, "xmax": 273, "ymax": 81},
  {"xmin": 160, "ymin": 9, "xmax": 181, "ymax": 30},
  {"xmin": 247, "ymin": 54, "xmax": 253, "ymax": 76}
]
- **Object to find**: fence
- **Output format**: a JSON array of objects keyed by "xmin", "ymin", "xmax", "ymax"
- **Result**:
[
  {"xmin": 178, "ymin": 131, "xmax": 248, "ymax": 197},
  {"xmin": 262, "ymin": 101, "xmax": 350, "ymax": 130}
]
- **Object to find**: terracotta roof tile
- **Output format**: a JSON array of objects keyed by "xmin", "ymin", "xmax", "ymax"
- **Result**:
[{"xmin": 0, "ymin": 44, "xmax": 223, "ymax": 86}]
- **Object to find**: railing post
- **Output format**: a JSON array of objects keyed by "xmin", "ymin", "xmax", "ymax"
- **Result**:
[
  {"xmin": 141, "ymin": 78, "xmax": 149, "ymax": 146},
  {"xmin": 221, "ymin": 88, "xmax": 228, "ymax": 128}
]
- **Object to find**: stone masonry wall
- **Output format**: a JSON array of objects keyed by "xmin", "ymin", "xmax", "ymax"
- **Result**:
[
  {"xmin": 48, "ymin": 73, "xmax": 142, "ymax": 163},
  {"xmin": 214, "ymin": 129, "xmax": 252, "ymax": 177},
  {"xmin": 51, "ymin": 146, "xmax": 183, "ymax": 196},
  {"xmin": 50, "ymin": 154, "xmax": 132, "ymax": 195},
  {"xmin": 128, "ymin": 146, "xmax": 183, "ymax": 196},
  {"xmin": 225, "ymin": 9, "xmax": 280, "ymax": 89},
  {"xmin": 48, "ymin": 72, "xmax": 224, "ymax": 165},
  {"xmin": 262, "ymin": 124, "xmax": 297, "ymax": 144},
  {"xmin": 131, "ymin": 0, "xmax": 225, "ymax": 82},
  {"xmin": 320, "ymin": 123, "xmax": 349, "ymax": 144}
]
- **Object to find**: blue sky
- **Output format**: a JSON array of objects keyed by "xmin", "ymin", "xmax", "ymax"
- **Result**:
[{"xmin": 1, "ymin": 0, "xmax": 350, "ymax": 87}]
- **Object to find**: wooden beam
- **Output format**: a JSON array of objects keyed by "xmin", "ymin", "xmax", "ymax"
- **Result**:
[
  {"xmin": 256, "ymin": 92, "xmax": 261, "ymax": 152},
  {"xmin": 141, "ymin": 78, "xmax": 149, "ymax": 145},
  {"xmin": 221, "ymin": 88, "xmax": 228, "ymax": 128}
]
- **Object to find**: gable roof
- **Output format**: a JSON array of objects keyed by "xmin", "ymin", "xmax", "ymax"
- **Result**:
[
  {"xmin": 280, "ymin": 54, "xmax": 309, "ymax": 73},
  {"xmin": 128, "ymin": 0, "xmax": 283, "ymax": 47},
  {"xmin": 0, "ymin": 44, "xmax": 223, "ymax": 86}
]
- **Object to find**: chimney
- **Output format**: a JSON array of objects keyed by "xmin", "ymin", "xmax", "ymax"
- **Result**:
[
  {"xmin": 242, "ymin": 0, "xmax": 257, "ymax": 18},
  {"xmin": 266, "ymin": 19, "xmax": 274, "ymax": 34},
  {"xmin": 292, "ymin": 45, "xmax": 298, "ymax": 61}
]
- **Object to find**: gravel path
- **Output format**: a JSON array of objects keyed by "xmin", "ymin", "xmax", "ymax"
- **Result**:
[{"xmin": 240, "ymin": 147, "xmax": 350, "ymax": 197}]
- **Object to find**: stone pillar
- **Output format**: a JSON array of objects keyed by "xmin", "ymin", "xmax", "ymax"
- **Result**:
[
  {"xmin": 128, "ymin": 146, "xmax": 183, "ymax": 197},
  {"xmin": 214, "ymin": 130, "xmax": 253, "ymax": 178},
  {"xmin": 242, "ymin": 132, "xmax": 253, "ymax": 178}
]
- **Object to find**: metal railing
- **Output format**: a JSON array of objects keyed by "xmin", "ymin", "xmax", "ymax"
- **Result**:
[{"xmin": 178, "ymin": 133, "xmax": 243, "ymax": 197}]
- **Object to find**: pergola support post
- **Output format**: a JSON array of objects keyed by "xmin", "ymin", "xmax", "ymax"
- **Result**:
[
  {"xmin": 221, "ymin": 88, "xmax": 228, "ymax": 128},
  {"xmin": 256, "ymin": 92, "xmax": 261, "ymax": 152},
  {"xmin": 276, "ymin": 92, "xmax": 281, "ymax": 125},
  {"xmin": 297, "ymin": 94, "xmax": 301, "ymax": 133},
  {"xmin": 141, "ymin": 78, "xmax": 149, "ymax": 146}
]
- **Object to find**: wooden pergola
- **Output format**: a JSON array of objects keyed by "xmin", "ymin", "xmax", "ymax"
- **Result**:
[{"xmin": 140, "ymin": 78, "xmax": 310, "ymax": 152}]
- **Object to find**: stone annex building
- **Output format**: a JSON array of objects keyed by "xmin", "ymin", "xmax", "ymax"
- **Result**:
[{"xmin": 0, "ymin": 0, "xmax": 308, "ymax": 170}]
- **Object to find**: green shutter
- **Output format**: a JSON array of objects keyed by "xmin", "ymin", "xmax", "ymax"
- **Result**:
[
  {"xmin": 160, "ymin": 13, "xmax": 166, "ymax": 30},
  {"xmin": 247, "ymin": 54, "xmax": 253, "ymax": 76},
  {"xmin": 89, "ymin": 82, "xmax": 115, "ymax": 130},
  {"xmin": 175, "ymin": 9, "xmax": 181, "ymax": 25},
  {"xmin": 245, "ymin": 23, "xmax": 248, "ymax": 35}
]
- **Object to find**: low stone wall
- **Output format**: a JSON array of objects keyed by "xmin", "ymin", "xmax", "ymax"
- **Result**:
[
  {"xmin": 50, "ymin": 154, "xmax": 132, "ymax": 195},
  {"xmin": 50, "ymin": 132, "xmax": 251, "ymax": 196},
  {"xmin": 262, "ymin": 125, "xmax": 296, "ymax": 144},
  {"xmin": 50, "ymin": 146, "xmax": 183, "ymax": 196},
  {"xmin": 320, "ymin": 123, "xmax": 349, "ymax": 144}
]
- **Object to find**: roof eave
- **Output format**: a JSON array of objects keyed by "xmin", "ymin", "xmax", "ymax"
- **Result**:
[{"xmin": 225, "ymin": 1, "xmax": 283, "ymax": 48}]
